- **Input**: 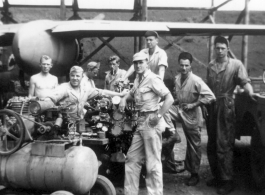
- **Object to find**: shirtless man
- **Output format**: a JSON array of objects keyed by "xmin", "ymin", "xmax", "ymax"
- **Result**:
[{"xmin": 28, "ymin": 55, "xmax": 58, "ymax": 99}]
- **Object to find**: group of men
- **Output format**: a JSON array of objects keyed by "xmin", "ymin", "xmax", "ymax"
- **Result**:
[{"xmin": 28, "ymin": 30, "xmax": 256, "ymax": 195}]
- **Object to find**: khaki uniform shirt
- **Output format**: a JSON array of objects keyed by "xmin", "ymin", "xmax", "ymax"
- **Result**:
[
  {"xmin": 207, "ymin": 58, "xmax": 249, "ymax": 98},
  {"xmin": 104, "ymin": 68, "xmax": 127, "ymax": 91},
  {"xmin": 48, "ymin": 82, "xmax": 102, "ymax": 121},
  {"xmin": 174, "ymin": 72, "xmax": 215, "ymax": 128},
  {"xmin": 130, "ymin": 69, "xmax": 170, "ymax": 112},
  {"xmin": 140, "ymin": 46, "xmax": 168, "ymax": 75}
]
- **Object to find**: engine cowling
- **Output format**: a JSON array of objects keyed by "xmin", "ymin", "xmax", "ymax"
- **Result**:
[{"xmin": 12, "ymin": 20, "xmax": 78, "ymax": 76}]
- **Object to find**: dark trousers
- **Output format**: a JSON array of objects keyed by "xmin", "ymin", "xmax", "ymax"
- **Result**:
[{"xmin": 206, "ymin": 98, "xmax": 236, "ymax": 181}]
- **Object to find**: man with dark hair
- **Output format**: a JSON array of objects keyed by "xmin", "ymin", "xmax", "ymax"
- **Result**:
[
  {"xmin": 104, "ymin": 55, "xmax": 128, "ymax": 91},
  {"xmin": 29, "ymin": 55, "xmax": 58, "ymax": 98},
  {"xmin": 206, "ymin": 36, "xmax": 256, "ymax": 194},
  {"xmin": 119, "ymin": 52, "xmax": 174, "ymax": 195},
  {"xmin": 168, "ymin": 51, "xmax": 215, "ymax": 186}
]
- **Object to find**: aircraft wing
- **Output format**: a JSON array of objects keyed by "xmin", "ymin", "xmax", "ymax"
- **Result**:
[
  {"xmin": 1, "ymin": 20, "xmax": 265, "ymax": 46},
  {"xmin": 51, "ymin": 20, "xmax": 170, "ymax": 37},
  {"xmin": 51, "ymin": 20, "xmax": 265, "ymax": 37},
  {"xmin": 167, "ymin": 23, "xmax": 265, "ymax": 36}
]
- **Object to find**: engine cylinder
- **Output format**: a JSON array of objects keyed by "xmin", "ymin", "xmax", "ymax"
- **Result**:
[{"xmin": 0, "ymin": 143, "xmax": 98, "ymax": 194}]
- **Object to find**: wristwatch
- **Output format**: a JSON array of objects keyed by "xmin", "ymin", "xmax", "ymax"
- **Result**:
[{"xmin": 157, "ymin": 113, "xmax": 162, "ymax": 119}]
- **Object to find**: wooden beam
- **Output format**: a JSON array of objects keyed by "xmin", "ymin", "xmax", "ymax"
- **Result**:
[
  {"xmin": 98, "ymin": 37, "xmax": 131, "ymax": 66},
  {"xmin": 208, "ymin": 0, "xmax": 216, "ymax": 63},
  {"xmin": 140, "ymin": 0, "xmax": 148, "ymax": 50},
  {"xmin": 161, "ymin": 37, "xmax": 207, "ymax": 68},
  {"xmin": 242, "ymin": 0, "xmax": 249, "ymax": 69},
  {"xmin": 228, "ymin": 9, "xmax": 246, "ymax": 42},
  {"xmin": 80, "ymin": 37, "xmax": 114, "ymax": 65},
  {"xmin": 60, "ymin": 0, "xmax": 66, "ymax": 20}
]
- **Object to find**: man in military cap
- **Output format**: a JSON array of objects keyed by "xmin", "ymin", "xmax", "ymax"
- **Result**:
[
  {"xmin": 119, "ymin": 52, "xmax": 174, "ymax": 195},
  {"xmin": 121, "ymin": 30, "xmax": 181, "ymax": 173}
]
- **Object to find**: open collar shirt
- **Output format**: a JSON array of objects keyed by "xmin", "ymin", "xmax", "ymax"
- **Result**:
[
  {"xmin": 48, "ymin": 82, "xmax": 102, "ymax": 121},
  {"xmin": 207, "ymin": 58, "xmax": 249, "ymax": 99},
  {"xmin": 104, "ymin": 68, "xmax": 127, "ymax": 91},
  {"xmin": 174, "ymin": 72, "xmax": 215, "ymax": 128},
  {"xmin": 130, "ymin": 69, "xmax": 170, "ymax": 112},
  {"xmin": 140, "ymin": 46, "xmax": 168, "ymax": 75}
]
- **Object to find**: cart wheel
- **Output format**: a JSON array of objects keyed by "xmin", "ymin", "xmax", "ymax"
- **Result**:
[
  {"xmin": 0, "ymin": 109, "xmax": 25, "ymax": 155},
  {"xmin": 90, "ymin": 175, "xmax": 116, "ymax": 195},
  {"xmin": 251, "ymin": 125, "xmax": 265, "ymax": 189},
  {"xmin": 50, "ymin": 191, "xmax": 74, "ymax": 195}
]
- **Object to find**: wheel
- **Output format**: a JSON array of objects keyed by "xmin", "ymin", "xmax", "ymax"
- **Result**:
[
  {"xmin": 50, "ymin": 191, "xmax": 74, "ymax": 195},
  {"xmin": 250, "ymin": 125, "xmax": 265, "ymax": 189},
  {"xmin": 0, "ymin": 109, "xmax": 25, "ymax": 155},
  {"xmin": 90, "ymin": 175, "xmax": 116, "ymax": 195}
]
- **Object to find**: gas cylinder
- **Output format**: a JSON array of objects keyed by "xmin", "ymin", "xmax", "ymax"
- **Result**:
[{"xmin": 0, "ymin": 143, "xmax": 98, "ymax": 194}]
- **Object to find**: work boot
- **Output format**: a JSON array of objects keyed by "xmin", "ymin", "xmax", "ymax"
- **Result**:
[
  {"xmin": 217, "ymin": 180, "xmax": 234, "ymax": 195},
  {"xmin": 206, "ymin": 178, "xmax": 220, "ymax": 187},
  {"xmin": 186, "ymin": 173, "xmax": 200, "ymax": 186}
]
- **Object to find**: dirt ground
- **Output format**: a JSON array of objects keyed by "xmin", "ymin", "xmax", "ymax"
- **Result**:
[
  {"xmin": 115, "ymin": 125, "xmax": 265, "ymax": 195},
  {"xmin": 0, "ymin": 125, "xmax": 265, "ymax": 195}
]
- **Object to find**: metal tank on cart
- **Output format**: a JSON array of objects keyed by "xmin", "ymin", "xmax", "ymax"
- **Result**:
[{"xmin": 0, "ymin": 96, "xmax": 116, "ymax": 195}]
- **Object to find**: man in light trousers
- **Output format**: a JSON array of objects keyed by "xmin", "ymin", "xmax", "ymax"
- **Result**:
[{"xmin": 119, "ymin": 52, "xmax": 174, "ymax": 195}]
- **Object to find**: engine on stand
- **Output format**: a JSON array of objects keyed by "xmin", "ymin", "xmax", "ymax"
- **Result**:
[{"xmin": 85, "ymin": 81, "xmax": 138, "ymax": 181}]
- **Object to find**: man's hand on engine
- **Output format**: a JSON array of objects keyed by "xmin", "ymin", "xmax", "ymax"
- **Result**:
[
  {"xmin": 121, "ymin": 89, "xmax": 129, "ymax": 97},
  {"xmin": 119, "ymin": 98, "xmax": 126, "ymax": 112}
]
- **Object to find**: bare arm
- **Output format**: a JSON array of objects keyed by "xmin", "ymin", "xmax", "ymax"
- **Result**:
[
  {"xmin": 28, "ymin": 77, "xmax": 35, "ymax": 98},
  {"xmin": 119, "ymin": 92, "xmax": 134, "ymax": 112},
  {"xmin": 158, "ymin": 65, "xmax": 166, "ymax": 80},
  {"xmin": 102, "ymin": 89, "xmax": 128, "ymax": 97},
  {"xmin": 122, "ymin": 65, "xmax": 135, "ymax": 81}
]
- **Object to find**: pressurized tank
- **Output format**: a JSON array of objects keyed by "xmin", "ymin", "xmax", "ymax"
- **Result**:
[{"xmin": 0, "ymin": 143, "xmax": 98, "ymax": 194}]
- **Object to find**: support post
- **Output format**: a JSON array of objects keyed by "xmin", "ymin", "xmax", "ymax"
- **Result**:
[
  {"xmin": 208, "ymin": 0, "xmax": 215, "ymax": 63},
  {"xmin": 140, "ymin": 0, "xmax": 148, "ymax": 50},
  {"xmin": 60, "ymin": 0, "xmax": 66, "ymax": 20},
  {"xmin": 242, "ymin": 0, "xmax": 249, "ymax": 69}
]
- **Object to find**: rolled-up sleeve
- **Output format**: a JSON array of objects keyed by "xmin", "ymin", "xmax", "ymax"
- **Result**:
[
  {"xmin": 151, "ymin": 77, "xmax": 170, "ymax": 98},
  {"xmin": 236, "ymin": 63, "xmax": 250, "ymax": 87},
  {"xmin": 196, "ymin": 79, "xmax": 216, "ymax": 105},
  {"xmin": 158, "ymin": 50, "xmax": 168, "ymax": 68},
  {"xmin": 86, "ymin": 88, "xmax": 102, "ymax": 100},
  {"xmin": 47, "ymin": 84, "xmax": 68, "ymax": 103}
]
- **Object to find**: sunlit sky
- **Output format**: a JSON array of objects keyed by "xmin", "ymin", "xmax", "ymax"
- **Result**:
[{"xmin": 1, "ymin": 0, "xmax": 265, "ymax": 11}]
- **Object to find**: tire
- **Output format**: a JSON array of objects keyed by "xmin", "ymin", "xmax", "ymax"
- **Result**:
[
  {"xmin": 250, "ymin": 125, "xmax": 265, "ymax": 189},
  {"xmin": 50, "ymin": 191, "xmax": 74, "ymax": 195},
  {"xmin": 90, "ymin": 175, "xmax": 116, "ymax": 195}
]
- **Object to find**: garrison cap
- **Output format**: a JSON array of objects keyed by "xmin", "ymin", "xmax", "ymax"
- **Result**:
[
  {"xmin": 70, "ymin": 66, "xmax": 83, "ymax": 74},
  {"xmin": 133, "ymin": 52, "xmax": 148, "ymax": 62},
  {"xmin": 144, "ymin": 31, "xmax": 159, "ymax": 38}
]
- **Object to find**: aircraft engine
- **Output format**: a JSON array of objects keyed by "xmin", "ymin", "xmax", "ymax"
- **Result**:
[{"xmin": 12, "ymin": 20, "xmax": 78, "ymax": 77}]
